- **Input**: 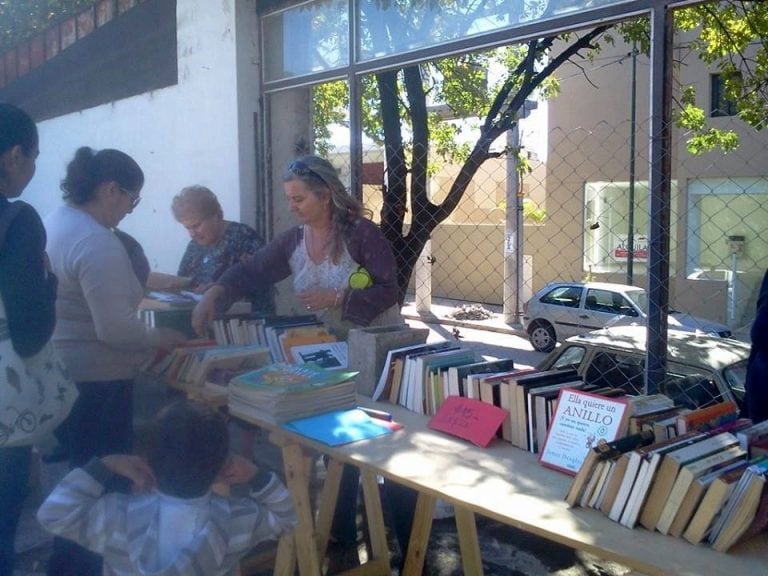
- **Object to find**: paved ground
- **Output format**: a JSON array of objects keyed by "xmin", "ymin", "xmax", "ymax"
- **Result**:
[{"xmin": 12, "ymin": 301, "xmax": 644, "ymax": 576}]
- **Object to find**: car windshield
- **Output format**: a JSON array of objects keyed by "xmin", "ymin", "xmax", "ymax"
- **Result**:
[
  {"xmin": 624, "ymin": 289, "xmax": 648, "ymax": 313},
  {"xmin": 723, "ymin": 359, "xmax": 748, "ymax": 402}
]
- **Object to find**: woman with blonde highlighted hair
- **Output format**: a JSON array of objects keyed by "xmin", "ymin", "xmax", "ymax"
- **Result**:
[{"xmin": 192, "ymin": 155, "xmax": 402, "ymax": 337}]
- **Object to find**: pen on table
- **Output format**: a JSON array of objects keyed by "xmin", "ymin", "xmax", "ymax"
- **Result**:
[{"xmin": 357, "ymin": 406, "xmax": 393, "ymax": 421}]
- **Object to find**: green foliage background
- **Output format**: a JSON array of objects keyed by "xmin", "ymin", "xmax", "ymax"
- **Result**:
[{"xmin": 0, "ymin": 0, "xmax": 94, "ymax": 52}]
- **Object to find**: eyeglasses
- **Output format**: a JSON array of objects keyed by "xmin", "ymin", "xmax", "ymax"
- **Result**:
[{"xmin": 120, "ymin": 187, "xmax": 142, "ymax": 209}]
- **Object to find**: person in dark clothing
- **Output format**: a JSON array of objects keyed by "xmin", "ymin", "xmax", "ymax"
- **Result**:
[
  {"xmin": 745, "ymin": 269, "xmax": 768, "ymax": 423},
  {"xmin": 0, "ymin": 103, "xmax": 58, "ymax": 576},
  {"xmin": 114, "ymin": 228, "xmax": 151, "ymax": 288}
]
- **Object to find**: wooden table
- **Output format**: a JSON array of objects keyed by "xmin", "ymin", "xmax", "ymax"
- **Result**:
[{"xmin": 229, "ymin": 399, "xmax": 768, "ymax": 576}]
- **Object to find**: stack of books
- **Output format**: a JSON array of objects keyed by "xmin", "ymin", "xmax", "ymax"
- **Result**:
[
  {"xmin": 565, "ymin": 401, "xmax": 768, "ymax": 553},
  {"xmin": 148, "ymin": 341, "xmax": 272, "ymax": 392},
  {"xmin": 702, "ymin": 457, "xmax": 768, "ymax": 552},
  {"xmin": 211, "ymin": 314, "xmax": 338, "ymax": 364},
  {"xmin": 228, "ymin": 362, "xmax": 359, "ymax": 424},
  {"xmin": 372, "ymin": 341, "xmax": 596, "ymax": 452}
]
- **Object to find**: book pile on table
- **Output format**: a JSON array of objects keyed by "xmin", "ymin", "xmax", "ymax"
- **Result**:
[
  {"xmin": 565, "ymin": 400, "xmax": 768, "ymax": 553},
  {"xmin": 211, "ymin": 314, "xmax": 333, "ymax": 362},
  {"xmin": 228, "ymin": 362, "xmax": 359, "ymax": 424},
  {"xmin": 146, "ymin": 341, "xmax": 272, "ymax": 392}
]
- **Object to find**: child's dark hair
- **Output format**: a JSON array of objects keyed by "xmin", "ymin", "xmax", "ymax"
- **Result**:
[
  {"xmin": 147, "ymin": 400, "xmax": 229, "ymax": 498},
  {"xmin": 0, "ymin": 103, "xmax": 38, "ymax": 157},
  {"xmin": 60, "ymin": 146, "xmax": 144, "ymax": 205}
]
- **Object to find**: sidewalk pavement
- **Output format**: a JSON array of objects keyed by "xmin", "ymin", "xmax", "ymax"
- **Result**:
[{"xmin": 400, "ymin": 297, "xmax": 547, "ymax": 370}]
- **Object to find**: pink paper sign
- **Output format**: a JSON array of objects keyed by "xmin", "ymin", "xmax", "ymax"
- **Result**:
[{"xmin": 428, "ymin": 395, "xmax": 508, "ymax": 447}]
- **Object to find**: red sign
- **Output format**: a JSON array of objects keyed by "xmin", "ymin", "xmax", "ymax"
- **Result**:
[
  {"xmin": 613, "ymin": 236, "xmax": 648, "ymax": 260},
  {"xmin": 428, "ymin": 396, "xmax": 508, "ymax": 448},
  {"xmin": 614, "ymin": 247, "xmax": 648, "ymax": 259}
]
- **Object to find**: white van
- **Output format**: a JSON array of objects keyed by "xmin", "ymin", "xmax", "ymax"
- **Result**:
[{"xmin": 536, "ymin": 326, "xmax": 750, "ymax": 410}]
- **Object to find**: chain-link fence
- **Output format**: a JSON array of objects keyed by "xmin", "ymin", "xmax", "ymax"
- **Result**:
[{"xmin": 265, "ymin": 37, "xmax": 763, "ymax": 406}]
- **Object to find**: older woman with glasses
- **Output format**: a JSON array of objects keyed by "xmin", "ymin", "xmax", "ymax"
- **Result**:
[
  {"xmin": 44, "ymin": 146, "xmax": 187, "ymax": 576},
  {"xmin": 192, "ymin": 154, "xmax": 407, "ymax": 565},
  {"xmin": 172, "ymin": 184, "xmax": 274, "ymax": 316}
]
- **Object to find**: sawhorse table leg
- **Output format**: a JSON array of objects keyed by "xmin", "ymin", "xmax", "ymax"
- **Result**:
[
  {"xmin": 269, "ymin": 433, "xmax": 391, "ymax": 576},
  {"xmin": 276, "ymin": 442, "xmax": 322, "ymax": 576},
  {"xmin": 401, "ymin": 495, "xmax": 484, "ymax": 576},
  {"xmin": 454, "ymin": 506, "xmax": 483, "ymax": 575},
  {"xmin": 401, "ymin": 492, "xmax": 436, "ymax": 576}
]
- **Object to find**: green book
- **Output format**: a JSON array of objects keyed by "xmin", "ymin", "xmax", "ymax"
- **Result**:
[{"xmin": 231, "ymin": 362, "xmax": 359, "ymax": 393}]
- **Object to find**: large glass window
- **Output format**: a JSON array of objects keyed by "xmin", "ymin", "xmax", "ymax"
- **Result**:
[
  {"xmin": 264, "ymin": 0, "xmax": 645, "ymax": 82},
  {"xmin": 357, "ymin": 0, "xmax": 639, "ymax": 61},
  {"xmin": 686, "ymin": 177, "xmax": 768, "ymax": 275},
  {"xmin": 263, "ymin": 0, "xmax": 349, "ymax": 82},
  {"xmin": 583, "ymin": 180, "xmax": 678, "ymax": 274}
]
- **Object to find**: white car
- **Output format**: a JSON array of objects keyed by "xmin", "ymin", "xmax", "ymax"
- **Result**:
[
  {"xmin": 522, "ymin": 281, "xmax": 732, "ymax": 352},
  {"xmin": 535, "ymin": 326, "xmax": 749, "ymax": 409}
]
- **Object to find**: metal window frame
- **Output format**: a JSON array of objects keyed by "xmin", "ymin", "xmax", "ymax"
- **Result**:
[{"xmin": 258, "ymin": 0, "xmax": 711, "ymax": 395}]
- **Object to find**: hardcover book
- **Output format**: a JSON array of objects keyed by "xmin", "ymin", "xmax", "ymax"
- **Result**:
[
  {"xmin": 527, "ymin": 380, "xmax": 585, "ymax": 454},
  {"xmin": 444, "ymin": 357, "xmax": 516, "ymax": 399},
  {"xmin": 508, "ymin": 369, "xmax": 580, "ymax": 450}
]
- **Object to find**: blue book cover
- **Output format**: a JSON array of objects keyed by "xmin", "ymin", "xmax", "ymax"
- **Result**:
[{"xmin": 283, "ymin": 408, "xmax": 397, "ymax": 446}]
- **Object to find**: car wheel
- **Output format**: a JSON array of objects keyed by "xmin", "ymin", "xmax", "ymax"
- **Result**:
[{"xmin": 528, "ymin": 320, "xmax": 556, "ymax": 352}]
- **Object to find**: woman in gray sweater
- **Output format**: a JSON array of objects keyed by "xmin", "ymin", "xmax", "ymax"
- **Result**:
[{"xmin": 44, "ymin": 147, "xmax": 186, "ymax": 576}]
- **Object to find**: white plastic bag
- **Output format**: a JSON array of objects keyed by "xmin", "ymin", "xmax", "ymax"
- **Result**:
[{"xmin": 0, "ymin": 296, "xmax": 77, "ymax": 447}]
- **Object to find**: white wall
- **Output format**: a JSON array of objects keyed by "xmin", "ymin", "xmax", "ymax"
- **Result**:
[{"xmin": 21, "ymin": 0, "xmax": 259, "ymax": 273}]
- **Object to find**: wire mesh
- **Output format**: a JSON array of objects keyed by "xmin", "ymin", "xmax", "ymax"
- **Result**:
[{"xmin": 266, "ymin": 39, "xmax": 764, "ymax": 407}]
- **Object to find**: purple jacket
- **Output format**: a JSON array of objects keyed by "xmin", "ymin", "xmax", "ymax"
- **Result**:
[{"xmin": 217, "ymin": 218, "xmax": 399, "ymax": 326}]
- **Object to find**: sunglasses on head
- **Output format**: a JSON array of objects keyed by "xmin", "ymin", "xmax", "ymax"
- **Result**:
[{"xmin": 287, "ymin": 160, "xmax": 330, "ymax": 188}]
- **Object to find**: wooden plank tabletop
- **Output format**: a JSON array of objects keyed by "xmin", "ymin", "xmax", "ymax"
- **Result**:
[{"xmin": 230, "ymin": 398, "xmax": 767, "ymax": 576}]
